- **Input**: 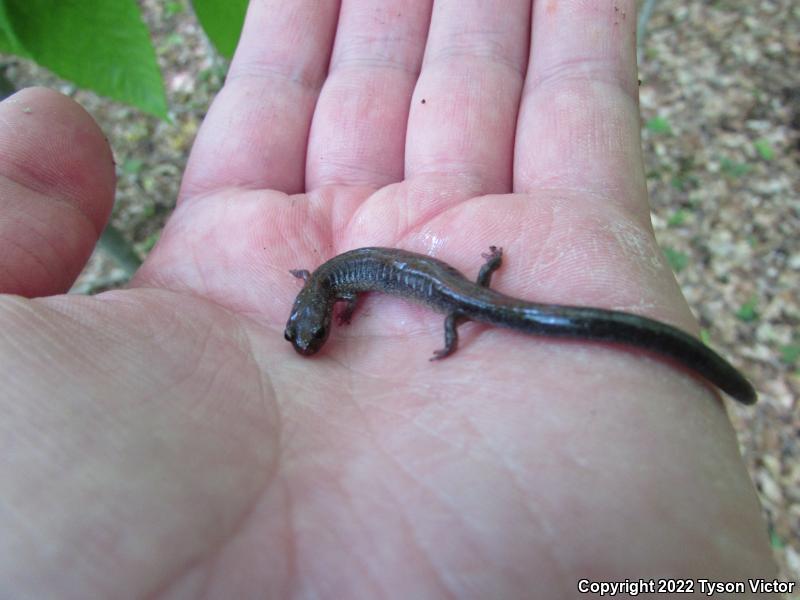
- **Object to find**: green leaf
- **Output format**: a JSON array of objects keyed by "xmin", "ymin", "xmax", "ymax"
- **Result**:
[
  {"xmin": 139, "ymin": 231, "xmax": 161, "ymax": 254},
  {"xmin": 98, "ymin": 224, "xmax": 142, "ymax": 274},
  {"xmin": 663, "ymin": 247, "xmax": 689, "ymax": 273},
  {"xmin": 670, "ymin": 173, "xmax": 699, "ymax": 191},
  {"xmin": 0, "ymin": 1, "xmax": 27, "ymax": 55},
  {"xmin": 122, "ymin": 158, "xmax": 144, "ymax": 175},
  {"xmin": 700, "ymin": 329, "xmax": 711, "ymax": 346},
  {"xmin": 769, "ymin": 528, "xmax": 784, "ymax": 549},
  {"xmin": 720, "ymin": 157, "xmax": 751, "ymax": 178},
  {"xmin": 166, "ymin": 32, "xmax": 184, "ymax": 47},
  {"xmin": 192, "ymin": 0, "xmax": 248, "ymax": 59},
  {"xmin": 736, "ymin": 297, "xmax": 759, "ymax": 322},
  {"xmin": 140, "ymin": 202, "xmax": 156, "ymax": 219},
  {"xmin": 166, "ymin": 2, "xmax": 186, "ymax": 16},
  {"xmin": 645, "ymin": 116, "xmax": 672, "ymax": 135},
  {"xmin": 754, "ymin": 139, "xmax": 775, "ymax": 161},
  {"xmin": 780, "ymin": 344, "xmax": 800, "ymax": 366},
  {"xmin": 3, "ymin": 0, "xmax": 167, "ymax": 118},
  {"xmin": 667, "ymin": 209, "xmax": 688, "ymax": 227}
]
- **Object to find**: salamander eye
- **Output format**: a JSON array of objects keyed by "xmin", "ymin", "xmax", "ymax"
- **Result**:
[{"xmin": 312, "ymin": 326, "xmax": 327, "ymax": 339}]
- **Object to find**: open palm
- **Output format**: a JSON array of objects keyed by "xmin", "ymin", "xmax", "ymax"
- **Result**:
[{"xmin": 1, "ymin": 2, "xmax": 774, "ymax": 597}]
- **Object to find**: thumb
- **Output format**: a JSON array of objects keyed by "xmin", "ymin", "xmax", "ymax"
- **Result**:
[{"xmin": 0, "ymin": 87, "xmax": 115, "ymax": 297}]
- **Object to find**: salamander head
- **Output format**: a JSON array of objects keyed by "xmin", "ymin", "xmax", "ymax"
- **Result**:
[{"xmin": 284, "ymin": 285, "xmax": 334, "ymax": 356}]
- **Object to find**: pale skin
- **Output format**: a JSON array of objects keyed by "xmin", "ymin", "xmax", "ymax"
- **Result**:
[{"xmin": 0, "ymin": 1, "xmax": 776, "ymax": 598}]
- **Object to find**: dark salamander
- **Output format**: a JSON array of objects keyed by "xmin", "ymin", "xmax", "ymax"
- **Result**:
[{"xmin": 284, "ymin": 247, "xmax": 756, "ymax": 405}]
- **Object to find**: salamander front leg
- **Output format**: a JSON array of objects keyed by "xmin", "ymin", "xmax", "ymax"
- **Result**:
[
  {"xmin": 337, "ymin": 292, "xmax": 358, "ymax": 325},
  {"xmin": 476, "ymin": 246, "xmax": 503, "ymax": 287},
  {"xmin": 289, "ymin": 269, "xmax": 310, "ymax": 282},
  {"xmin": 430, "ymin": 313, "xmax": 460, "ymax": 360}
]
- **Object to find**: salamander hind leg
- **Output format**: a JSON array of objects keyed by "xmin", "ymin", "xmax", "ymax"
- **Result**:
[
  {"xmin": 476, "ymin": 246, "xmax": 503, "ymax": 287},
  {"xmin": 431, "ymin": 247, "xmax": 501, "ymax": 360},
  {"xmin": 428, "ymin": 246, "xmax": 502, "ymax": 360},
  {"xmin": 430, "ymin": 313, "xmax": 460, "ymax": 361}
]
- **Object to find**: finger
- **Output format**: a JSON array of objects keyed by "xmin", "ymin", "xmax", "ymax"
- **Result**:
[
  {"xmin": 405, "ymin": 0, "xmax": 530, "ymax": 194},
  {"xmin": 180, "ymin": 1, "xmax": 339, "ymax": 200},
  {"xmin": 306, "ymin": 0, "xmax": 432, "ymax": 189},
  {"xmin": 515, "ymin": 0, "xmax": 647, "ymax": 221},
  {"xmin": 0, "ymin": 87, "xmax": 115, "ymax": 297}
]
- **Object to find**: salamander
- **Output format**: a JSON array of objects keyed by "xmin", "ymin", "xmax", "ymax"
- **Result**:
[{"xmin": 284, "ymin": 246, "xmax": 756, "ymax": 405}]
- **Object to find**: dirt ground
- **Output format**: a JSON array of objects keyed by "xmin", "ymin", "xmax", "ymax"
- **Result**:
[
  {"xmin": 4, "ymin": 0, "xmax": 798, "ymax": 584},
  {"xmin": 638, "ymin": 1, "xmax": 799, "ymax": 583}
]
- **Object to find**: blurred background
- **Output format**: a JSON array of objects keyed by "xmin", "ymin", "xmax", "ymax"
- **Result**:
[{"xmin": 1, "ymin": 0, "xmax": 797, "ymax": 583}]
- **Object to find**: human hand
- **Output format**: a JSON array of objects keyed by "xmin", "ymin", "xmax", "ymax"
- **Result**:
[{"xmin": 0, "ymin": 1, "xmax": 775, "ymax": 597}]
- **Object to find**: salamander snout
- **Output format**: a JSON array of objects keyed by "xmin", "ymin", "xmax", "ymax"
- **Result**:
[
  {"xmin": 284, "ymin": 291, "xmax": 333, "ymax": 356},
  {"xmin": 284, "ymin": 320, "xmax": 329, "ymax": 355}
]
